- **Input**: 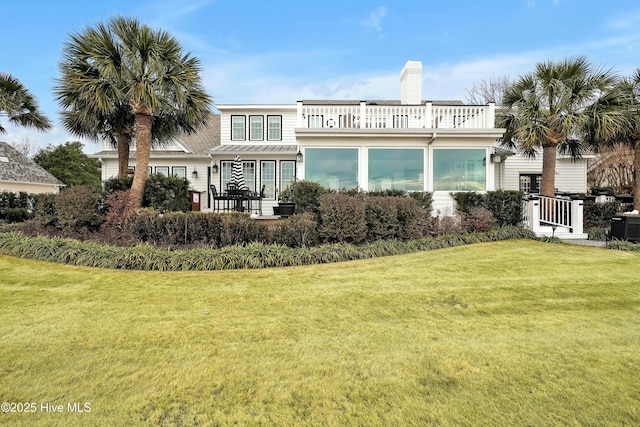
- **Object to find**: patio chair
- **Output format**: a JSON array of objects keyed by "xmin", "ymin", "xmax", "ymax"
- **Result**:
[
  {"xmin": 210, "ymin": 184, "xmax": 230, "ymax": 211},
  {"xmin": 248, "ymin": 185, "xmax": 265, "ymax": 215}
]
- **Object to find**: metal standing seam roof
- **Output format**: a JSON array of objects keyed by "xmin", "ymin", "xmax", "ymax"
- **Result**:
[{"xmin": 208, "ymin": 145, "xmax": 297, "ymax": 154}]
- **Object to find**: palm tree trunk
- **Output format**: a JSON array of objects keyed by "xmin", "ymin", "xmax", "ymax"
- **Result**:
[
  {"xmin": 117, "ymin": 133, "xmax": 130, "ymax": 179},
  {"xmin": 130, "ymin": 113, "xmax": 152, "ymax": 209},
  {"xmin": 540, "ymin": 143, "xmax": 557, "ymax": 197},
  {"xmin": 634, "ymin": 139, "xmax": 640, "ymax": 211}
]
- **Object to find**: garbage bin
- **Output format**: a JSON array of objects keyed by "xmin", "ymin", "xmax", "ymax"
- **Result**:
[{"xmin": 610, "ymin": 215, "xmax": 640, "ymax": 242}]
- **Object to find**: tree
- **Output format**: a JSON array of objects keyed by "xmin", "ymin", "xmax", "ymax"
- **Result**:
[
  {"xmin": 55, "ymin": 16, "xmax": 211, "ymax": 209},
  {"xmin": 33, "ymin": 141, "xmax": 102, "ymax": 189},
  {"xmin": 587, "ymin": 69, "xmax": 640, "ymax": 210},
  {"xmin": 0, "ymin": 72, "xmax": 51, "ymax": 134},
  {"xmin": 498, "ymin": 56, "xmax": 624, "ymax": 197},
  {"xmin": 465, "ymin": 75, "xmax": 512, "ymax": 105}
]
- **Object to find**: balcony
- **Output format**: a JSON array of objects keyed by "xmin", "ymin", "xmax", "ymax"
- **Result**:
[{"xmin": 297, "ymin": 101, "xmax": 496, "ymax": 130}]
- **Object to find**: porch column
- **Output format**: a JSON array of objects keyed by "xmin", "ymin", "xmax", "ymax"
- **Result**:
[
  {"xmin": 571, "ymin": 199, "xmax": 584, "ymax": 235},
  {"xmin": 359, "ymin": 101, "xmax": 366, "ymax": 129}
]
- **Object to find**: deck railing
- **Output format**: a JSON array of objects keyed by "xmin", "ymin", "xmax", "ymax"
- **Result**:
[
  {"xmin": 297, "ymin": 101, "xmax": 496, "ymax": 129},
  {"xmin": 522, "ymin": 195, "xmax": 585, "ymax": 239}
]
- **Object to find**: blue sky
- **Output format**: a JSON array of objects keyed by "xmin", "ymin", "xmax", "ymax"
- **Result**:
[{"xmin": 1, "ymin": 0, "xmax": 639, "ymax": 153}]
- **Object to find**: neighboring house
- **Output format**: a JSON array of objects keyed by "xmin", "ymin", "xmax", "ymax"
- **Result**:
[
  {"xmin": 92, "ymin": 60, "xmax": 592, "ymax": 215},
  {"xmin": 0, "ymin": 141, "xmax": 65, "ymax": 194},
  {"xmin": 91, "ymin": 114, "xmax": 221, "ymax": 209}
]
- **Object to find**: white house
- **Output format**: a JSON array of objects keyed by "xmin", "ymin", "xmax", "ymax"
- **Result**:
[{"xmin": 92, "ymin": 60, "xmax": 591, "ymax": 217}]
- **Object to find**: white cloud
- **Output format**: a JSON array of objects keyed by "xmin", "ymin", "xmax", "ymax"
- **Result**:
[{"xmin": 361, "ymin": 6, "xmax": 388, "ymax": 32}]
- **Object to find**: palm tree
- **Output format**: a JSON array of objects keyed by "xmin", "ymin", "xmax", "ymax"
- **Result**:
[
  {"xmin": 55, "ymin": 16, "xmax": 211, "ymax": 208},
  {"xmin": 498, "ymin": 56, "xmax": 623, "ymax": 197},
  {"xmin": 586, "ymin": 69, "xmax": 640, "ymax": 210},
  {"xmin": 0, "ymin": 72, "xmax": 51, "ymax": 134}
]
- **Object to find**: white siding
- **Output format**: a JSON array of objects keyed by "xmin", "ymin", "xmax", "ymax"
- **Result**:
[{"xmin": 502, "ymin": 154, "xmax": 588, "ymax": 193}]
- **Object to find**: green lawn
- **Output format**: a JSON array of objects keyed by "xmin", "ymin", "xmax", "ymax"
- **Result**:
[{"xmin": 0, "ymin": 240, "xmax": 638, "ymax": 426}]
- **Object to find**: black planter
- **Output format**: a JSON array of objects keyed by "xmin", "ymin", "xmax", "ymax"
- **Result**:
[
  {"xmin": 272, "ymin": 206, "xmax": 280, "ymax": 216},
  {"xmin": 277, "ymin": 202, "xmax": 295, "ymax": 218}
]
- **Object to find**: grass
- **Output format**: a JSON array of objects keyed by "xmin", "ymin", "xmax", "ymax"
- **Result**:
[{"xmin": 0, "ymin": 239, "xmax": 638, "ymax": 426}]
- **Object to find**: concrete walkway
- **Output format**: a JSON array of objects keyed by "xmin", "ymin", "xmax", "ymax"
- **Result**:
[{"xmin": 563, "ymin": 239, "xmax": 607, "ymax": 247}]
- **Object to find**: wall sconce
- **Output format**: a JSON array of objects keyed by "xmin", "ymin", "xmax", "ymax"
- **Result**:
[
  {"xmin": 192, "ymin": 168, "xmax": 198, "ymax": 178},
  {"xmin": 212, "ymin": 161, "xmax": 219, "ymax": 174},
  {"xmin": 296, "ymin": 150, "xmax": 304, "ymax": 163},
  {"xmin": 490, "ymin": 154, "xmax": 502, "ymax": 163}
]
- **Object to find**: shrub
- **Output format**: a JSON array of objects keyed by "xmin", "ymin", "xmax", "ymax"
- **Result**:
[
  {"xmin": 104, "ymin": 190, "xmax": 135, "ymax": 229},
  {"xmin": 0, "ymin": 191, "xmax": 34, "ymax": 223},
  {"xmin": 270, "ymin": 213, "xmax": 319, "ymax": 247},
  {"xmin": 452, "ymin": 190, "xmax": 523, "ymax": 226},
  {"xmin": 219, "ymin": 212, "xmax": 268, "ymax": 247},
  {"xmin": 485, "ymin": 190, "xmax": 524, "ymax": 226},
  {"xmin": 408, "ymin": 191, "xmax": 433, "ymax": 213},
  {"xmin": 143, "ymin": 174, "xmax": 191, "ymax": 212},
  {"xmin": 289, "ymin": 180, "xmax": 331, "ymax": 216},
  {"xmin": 32, "ymin": 193, "xmax": 58, "ymax": 228},
  {"xmin": 56, "ymin": 186, "xmax": 105, "ymax": 231},
  {"xmin": 583, "ymin": 200, "xmax": 621, "ymax": 229},
  {"xmin": 462, "ymin": 207, "xmax": 497, "ymax": 233},
  {"xmin": 318, "ymin": 193, "xmax": 367, "ymax": 244},
  {"xmin": 364, "ymin": 197, "xmax": 399, "ymax": 241},
  {"xmin": 436, "ymin": 214, "xmax": 464, "ymax": 235},
  {"xmin": 451, "ymin": 192, "xmax": 485, "ymax": 214},
  {"xmin": 103, "ymin": 176, "xmax": 134, "ymax": 195},
  {"xmin": 394, "ymin": 197, "xmax": 425, "ymax": 240}
]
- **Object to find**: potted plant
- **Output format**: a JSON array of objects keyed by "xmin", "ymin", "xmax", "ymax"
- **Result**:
[{"xmin": 277, "ymin": 185, "xmax": 295, "ymax": 217}]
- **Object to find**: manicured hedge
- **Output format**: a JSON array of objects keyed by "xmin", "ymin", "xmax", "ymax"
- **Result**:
[{"xmin": 0, "ymin": 226, "xmax": 537, "ymax": 271}]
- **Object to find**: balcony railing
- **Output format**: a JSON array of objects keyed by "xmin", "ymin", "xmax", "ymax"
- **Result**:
[
  {"xmin": 522, "ymin": 195, "xmax": 586, "ymax": 239},
  {"xmin": 297, "ymin": 101, "xmax": 496, "ymax": 129}
]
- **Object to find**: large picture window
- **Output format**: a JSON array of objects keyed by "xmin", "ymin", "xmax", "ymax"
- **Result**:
[
  {"xmin": 433, "ymin": 149, "xmax": 486, "ymax": 191},
  {"xmin": 305, "ymin": 148, "xmax": 358, "ymax": 190},
  {"xmin": 368, "ymin": 149, "xmax": 423, "ymax": 191},
  {"xmin": 231, "ymin": 116, "xmax": 246, "ymax": 141}
]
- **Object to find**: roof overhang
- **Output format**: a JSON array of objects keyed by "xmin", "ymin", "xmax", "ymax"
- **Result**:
[
  {"xmin": 208, "ymin": 144, "xmax": 297, "ymax": 155},
  {"xmin": 295, "ymin": 128, "xmax": 506, "ymax": 140}
]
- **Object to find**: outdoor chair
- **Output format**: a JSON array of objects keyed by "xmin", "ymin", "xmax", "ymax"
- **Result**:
[
  {"xmin": 210, "ymin": 184, "xmax": 231, "ymax": 211},
  {"xmin": 248, "ymin": 184, "xmax": 265, "ymax": 215}
]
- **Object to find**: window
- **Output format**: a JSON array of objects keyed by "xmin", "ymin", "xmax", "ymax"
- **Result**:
[
  {"xmin": 308, "ymin": 115, "xmax": 323, "ymax": 128},
  {"xmin": 368, "ymin": 149, "xmax": 423, "ymax": 191},
  {"xmin": 433, "ymin": 149, "xmax": 486, "ymax": 191},
  {"xmin": 172, "ymin": 167, "xmax": 186, "ymax": 179},
  {"xmin": 221, "ymin": 160, "xmax": 256, "ymax": 191},
  {"xmin": 305, "ymin": 148, "xmax": 358, "ymax": 190},
  {"xmin": 520, "ymin": 174, "xmax": 542, "ymax": 194},
  {"xmin": 393, "ymin": 115, "xmax": 408, "ymax": 128},
  {"xmin": 155, "ymin": 166, "xmax": 169, "ymax": 177},
  {"xmin": 249, "ymin": 115, "xmax": 263, "ymax": 141},
  {"xmin": 231, "ymin": 115, "xmax": 246, "ymax": 140},
  {"xmin": 280, "ymin": 160, "xmax": 296, "ymax": 193},
  {"xmin": 267, "ymin": 116, "xmax": 282, "ymax": 141},
  {"xmin": 261, "ymin": 161, "xmax": 276, "ymax": 199}
]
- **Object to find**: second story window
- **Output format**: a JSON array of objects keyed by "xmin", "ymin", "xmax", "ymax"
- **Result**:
[
  {"xmin": 267, "ymin": 116, "xmax": 282, "ymax": 140},
  {"xmin": 232, "ymin": 115, "xmax": 246, "ymax": 140},
  {"xmin": 250, "ymin": 116, "xmax": 264, "ymax": 141}
]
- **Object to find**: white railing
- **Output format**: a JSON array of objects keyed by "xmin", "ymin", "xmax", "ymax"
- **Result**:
[
  {"xmin": 522, "ymin": 195, "xmax": 586, "ymax": 239},
  {"xmin": 297, "ymin": 101, "xmax": 495, "ymax": 129}
]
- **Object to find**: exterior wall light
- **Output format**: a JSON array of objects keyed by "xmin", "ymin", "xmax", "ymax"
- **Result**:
[
  {"xmin": 192, "ymin": 168, "xmax": 198, "ymax": 178},
  {"xmin": 296, "ymin": 150, "xmax": 304, "ymax": 163},
  {"xmin": 212, "ymin": 162, "xmax": 219, "ymax": 174}
]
